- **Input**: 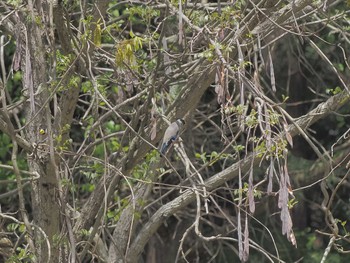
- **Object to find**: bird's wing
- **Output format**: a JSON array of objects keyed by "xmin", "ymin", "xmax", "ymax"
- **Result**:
[{"xmin": 160, "ymin": 122, "xmax": 179, "ymax": 154}]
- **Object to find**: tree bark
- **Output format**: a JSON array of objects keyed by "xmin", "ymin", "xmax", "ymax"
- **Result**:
[{"xmin": 20, "ymin": 6, "xmax": 62, "ymax": 262}]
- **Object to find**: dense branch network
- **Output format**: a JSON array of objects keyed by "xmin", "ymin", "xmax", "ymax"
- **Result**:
[{"xmin": 0, "ymin": 0, "xmax": 349, "ymax": 262}]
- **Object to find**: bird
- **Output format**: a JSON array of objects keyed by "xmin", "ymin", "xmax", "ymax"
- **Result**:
[{"xmin": 159, "ymin": 118, "xmax": 185, "ymax": 155}]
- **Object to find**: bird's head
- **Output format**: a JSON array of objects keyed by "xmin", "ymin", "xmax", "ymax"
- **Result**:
[{"xmin": 176, "ymin": 118, "xmax": 185, "ymax": 127}]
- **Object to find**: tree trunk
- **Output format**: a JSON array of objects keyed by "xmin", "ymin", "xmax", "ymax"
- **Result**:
[{"xmin": 19, "ymin": 6, "xmax": 62, "ymax": 263}]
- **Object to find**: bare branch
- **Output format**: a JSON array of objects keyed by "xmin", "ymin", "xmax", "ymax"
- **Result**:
[{"xmin": 127, "ymin": 90, "xmax": 350, "ymax": 262}]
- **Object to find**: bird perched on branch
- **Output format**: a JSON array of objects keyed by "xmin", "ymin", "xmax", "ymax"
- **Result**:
[{"xmin": 159, "ymin": 118, "xmax": 185, "ymax": 155}]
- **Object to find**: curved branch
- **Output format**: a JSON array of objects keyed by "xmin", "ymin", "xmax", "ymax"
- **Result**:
[
  {"xmin": 126, "ymin": 90, "xmax": 350, "ymax": 262},
  {"xmin": 0, "ymin": 114, "xmax": 31, "ymax": 152}
]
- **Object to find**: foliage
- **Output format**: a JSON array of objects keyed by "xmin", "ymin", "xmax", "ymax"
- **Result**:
[{"xmin": 0, "ymin": 0, "xmax": 349, "ymax": 262}]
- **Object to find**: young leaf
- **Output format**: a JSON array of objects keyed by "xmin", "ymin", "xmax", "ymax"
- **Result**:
[{"xmin": 94, "ymin": 23, "xmax": 102, "ymax": 48}]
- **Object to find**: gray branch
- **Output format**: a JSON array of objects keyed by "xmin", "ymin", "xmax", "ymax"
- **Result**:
[{"xmin": 126, "ymin": 90, "xmax": 349, "ymax": 262}]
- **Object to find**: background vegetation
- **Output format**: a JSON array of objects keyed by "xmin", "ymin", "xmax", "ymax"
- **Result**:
[{"xmin": 0, "ymin": 0, "xmax": 349, "ymax": 262}]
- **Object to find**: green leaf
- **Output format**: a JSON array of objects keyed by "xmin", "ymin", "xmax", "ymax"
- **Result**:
[
  {"xmin": 93, "ymin": 23, "xmax": 102, "ymax": 47},
  {"xmin": 19, "ymin": 223, "xmax": 26, "ymax": 233},
  {"xmin": 7, "ymin": 223, "xmax": 19, "ymax": 232}
]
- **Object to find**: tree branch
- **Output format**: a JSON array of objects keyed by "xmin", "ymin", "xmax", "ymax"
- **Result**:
[{"xmin": 126, "ymin": 90, "xmax": 350, "ymax": 262}]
